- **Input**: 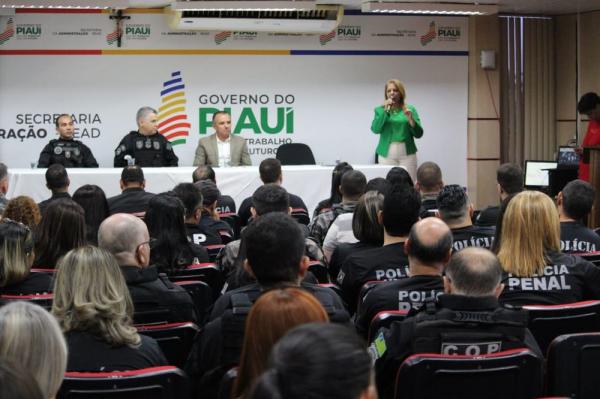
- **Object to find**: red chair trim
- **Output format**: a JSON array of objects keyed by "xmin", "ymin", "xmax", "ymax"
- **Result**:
[
  {"xmin": 65, "ymin": 366, "xmax": 179, "ymax": 378},
  {"xmin": 30, "ymin": 268, "xmax": 56, "ymax": 273},
  {"xmin": 205, "ymin": 245, "xmax": 225, "ymax": 250},
  {"xmin": 371, "ymin": 309, "xmax": 409, "ymax": 324},
  {"xmin": 136, "ymin": 322, "xmax": 197, "ymax": 332},
  {"xmin": 571, "ymin": 250, "xmax": 600, "ymax": 256},
  {"xmin": 186, "ymin": 263, "xmax": 217, "ymax": 270},
  {"xmin": 1, "ymin": 293, "xmax": 53, "ymax": 299},
  {"xmin": 401, "ymin": 347, "xmax": 533, "ymax": 363},
  {"xmin": 523, "ymin": 300, "xmax": 600, "ymax": 310}
]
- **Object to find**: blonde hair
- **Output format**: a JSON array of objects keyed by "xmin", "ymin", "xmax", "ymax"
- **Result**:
[
  {"xmin": 385, "ymin": 79, "xmax": 407, "ymax": 108},
  {"xmin": 0, "ymin": 301, "xmax": 67, "ymax": 399},
  {"xmin": 52, "ymin": 246, "xmax": 141, "ymax": 347},
  {"xmin": 497, "ymin": 191, "xmax": 560, "ymax": 277},
  {"xmin": 0, "ymin": 219, "xmax": 34, "ymax": 287}
]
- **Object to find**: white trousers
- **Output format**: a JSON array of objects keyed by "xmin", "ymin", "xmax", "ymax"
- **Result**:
[{"xmin": 378, "ymin": 142, "xmax": 417, "ymax": 182}]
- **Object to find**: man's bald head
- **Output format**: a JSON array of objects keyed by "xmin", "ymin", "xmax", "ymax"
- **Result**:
[
  {"xmin": 98, "ymin": 213, "xmax": 148, "ymax": 264},
  {"xmin": 406, "ymin": 217, "xmax": 453, "ymax": 266},
  {"xmin": 445, "ymin": 247, "xmax": 503, "ymax": 297}
]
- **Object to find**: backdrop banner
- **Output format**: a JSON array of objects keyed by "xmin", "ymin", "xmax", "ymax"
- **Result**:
[{"xmin": 0, "ymin": 11, "xmax": 468, "ymax": 185}]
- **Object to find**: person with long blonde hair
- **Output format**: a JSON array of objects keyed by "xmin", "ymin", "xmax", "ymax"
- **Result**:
[
  {"xmin": 52, "ymin": 245, "xmax": 167, "ymax": 371},
  {"xmin": 371, "ymin": 79, "xmax": 424, "ymax": 181},
  {"xmin": 497, "ymin": 190, "xmax": 600, "ymax": 305}
]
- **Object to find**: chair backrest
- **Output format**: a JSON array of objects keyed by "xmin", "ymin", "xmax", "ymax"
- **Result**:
[
  {"xmin": 168, "ymin": 263, "xmax": 224, "ymax": 300},
  {"xmin": 218, "ymin": 367, "xmax": 239, "ymax": 399},
  {"xmin": 30, "ymin": 267, "xmax": 56, "ymax": 274},
  {"xmin": 357, "ymin": 280, "xmax": 385, "ymax": 313},
  {"xmin": 523, "ymin": 300, "xmax": 600, "ymax": 354},
  {"xmin": 546, "ymin": 333, "xmax": 600, "ymax": 399},
  {"xmin": 573, "ymin": 250, "xmax": 600, "ymax": 267},
  {"xmin": 58, "ymin": 366, "xmax": 189, "ymax": 399},
  {"xmin": 0, "ymin": 293, "xmax": 54, "ymax": 310},
  {"xmin": 318, "ymin": 283, "xmax": 344, "ymax": 300},
  {"xmin": 395, "ymin": 348, "xmax": 543, "ymax": 399},
  {"xmin": 368, "ymin": 310, "xmax": 408, "ymax": 343},
  {"xmin": 174, "ymin": 280, "xmax": 213, "ymax": 325},
  {"xmin": 307, "ymin": 260, "xmax": 329, "ymax": 283},
  {"xmin": 136, "ymin": 322, "xmax": 200, "ymax": 368},
  {"xmin": 275, "ymin": 143, "xmax": 316, "ymax": 165},
  {"xmin": 290, "ymin": 208, "xmax": 310, "ymax": 225},
  {"xmin": 205, "ymin": 244, "xmax": 225, "ymax": 263},
  {"xmin": 218, "ymin": 213, "xmax": 241, "ymax": 240}
]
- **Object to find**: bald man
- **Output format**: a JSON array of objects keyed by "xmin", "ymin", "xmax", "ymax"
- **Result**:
[
  {"xmin": 355, "ymin": 217, "xmax": 453, "ymax": 338},
  {"xmin": 98, "ymin": 213, "xmax": 196, "ymax": 323}
]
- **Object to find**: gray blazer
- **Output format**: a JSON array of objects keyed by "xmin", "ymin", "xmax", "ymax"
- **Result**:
[{"xmin": 193, "ymin": 134, "xmax": 252, "ymax": 167}]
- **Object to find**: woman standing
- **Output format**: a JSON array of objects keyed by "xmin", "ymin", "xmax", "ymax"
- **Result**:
[{"xmin": 371, "ymin": 79, "xmax": 423, "ymax": 181}]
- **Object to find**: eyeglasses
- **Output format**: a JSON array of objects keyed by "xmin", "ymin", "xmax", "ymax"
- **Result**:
[{"xmin": 136, "ymin": 238, "xmax": 157, "ymax": 251}]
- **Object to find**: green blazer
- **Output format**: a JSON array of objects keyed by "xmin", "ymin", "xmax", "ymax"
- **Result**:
[{"xmin": 371, "ymin": 104, "xmax": 424, "ymax": 157}]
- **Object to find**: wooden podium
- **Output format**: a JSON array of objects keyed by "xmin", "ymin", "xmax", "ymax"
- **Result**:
[{"xmin": 585, "ymin": 145, "xmax": 600, "ymax": 228}]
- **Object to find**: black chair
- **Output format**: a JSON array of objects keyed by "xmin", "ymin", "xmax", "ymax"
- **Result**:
[
  {"xmin": 575, "ymin": 250, "xmax": 600, "ymax": 267},
  {"xmin": 168, "ymin": 263, "xmax": 224, "ymax": 300},
  {"xmin": 394, "ymin": 348, "xmax": 543, "ymax": 399},
  {"xmin": 319, "ymin": 283, "xmax": 344, "ymax": 299},
  {"xmin": 218, "ymin": 367, "xmax": 238, "ymax": 399},
  {"xmin": 136, "ymin": 322, "xmax": 200, "ymax": 368},
  {"xmin": 290, "ymin": 208, "xmax": 310, "ymax": 225},
  {"xmin": 0, "ymin": 293, "xmax": 53, "ymax": 310},
  {"xmin": 368, "ymin": 310, "xmax": 408, "ymax": 343},
  {"xmin": 206, "ymin": 244, "xmax": 225, "ymax": 262},
  {"xmin": 57, "ymin": 366, "xmax": 189, "ymax": 399},
  {"xmin": 356, "ymin": 280, "xmax": 385, "ymax": 314},
  {"xmin": 307, "ymin": 260, "xmax": 329, "ymax": 283},
  {"xmin": 219, "ymin": 212, "xmax": 241, "ymax": 240},
  {"xmin": 546, "ymin": 333, "xmax": 600, "ymax": 399},
  {"xmin": 523, "ymin": 300, "xmax": 600, "ymax": 355},
  {"xmin": 275, "ymin": 143, "xmax": 316, "ymax": 165},
  {"xmin": 174, "ymin": 280, "xmax": 213, "ymax": 325}
]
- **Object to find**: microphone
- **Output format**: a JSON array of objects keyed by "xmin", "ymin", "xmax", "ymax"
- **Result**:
[
  {"xmin": 385, "ymin": 94, "xmax": 396, "ymax": 112},
  {"xmin": 124, "ymin": 154, "xmax": 135, "ymax": 166}
]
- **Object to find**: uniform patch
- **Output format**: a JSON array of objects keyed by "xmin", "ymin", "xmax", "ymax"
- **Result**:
[
  {"xmin": 74, "ymin": 148, "xmax": 80, "ymax": 156},
  {"xmin": 166, "ymin": 143, "xmax": 172, "ymax": 151},
  {"xmin": 153, "ymin": 141, "xmax": 160, "ymax": 150},
  {"xmin": 368, "ymin": 331, "xmax": 387, "ymax": 361},
  {"xmin": 441, "ymin": 341, "xmax": 502, "ymax": 356},
  {"xmin": 145, "ymin": 139, "xmax": 152, "ymax": 149},
  {"xmin": 65, "ymin": 151, "xmax": 71, "ymax": 159},
  {"xmin": 136, "ymin": 140, "xmax": 143, "ymax": 150},
  {"xmin": 53, "ymin": 146, "xmax": 63, "ymax": 155}
]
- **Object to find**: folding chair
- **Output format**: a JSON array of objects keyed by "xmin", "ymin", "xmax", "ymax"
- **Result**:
[{"xmin": 136, "ymin": 322, "xmax": 200, "ymax": 368}]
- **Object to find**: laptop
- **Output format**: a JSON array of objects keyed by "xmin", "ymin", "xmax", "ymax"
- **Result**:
[
  {"xmin": 524, "ymin": 160, "xmax": 558, "ymax": 189},
  {"xmin": 556, "ymin": 146, "xmax": 580, "ymax": 169}
]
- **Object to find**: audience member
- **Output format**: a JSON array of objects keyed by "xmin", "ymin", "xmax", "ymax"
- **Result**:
[
  {"xmin": 98, "ymin": 213, "xmax": 197, "ymax": 323},
  {"xmin": 497, "ymin": 190, "xmax": 600, "ymax": 305},
  {"xmin": 145, "ymin": 193, "xmax": 209, "ymax": 274},
  {"xmin": 0, "ymin": 301, "xmax": 67, "ymax": 399},
  {"xmin": 339, "ymin": 185, "xmax": 420, "ymax": 312},
  {"xmin": 238, "ymin": 158, "xmax": 308, "ymax": 226},
  {"xmin": 372, "ymin": 247, "xmax": 542, "ymax": 399},
  {"xmin": 186, "ymin": 213, "xmax": 348, "ymax": 396},
  {"xmin": 33, "ymin": 198, "xmax": 85, "ymax": 267},
  {"xmin": 0, "ymin": 358, "xmax": 44, "ymax": 399},
  {"xmin": 329, "ymin": 190, "xmax": 384, "ymax": 281},
  {"xmin": 415, "ymin": 161, "xmax": 443, "ymax": 217},
  {"xmin": 53, "ymin": 246, "xmax": 168, "ymax": 371},
  {"xmin": 107, "ymin": 166, "xmax": 155, "ymax": 216},
  {"xmin": 309, "ymin": 170, "xmax": 367, "ymax": 246},
  {"xmin": 355, "ymin": 217, "xmax": 452, "ymax": 338},
  {"xmin": 0, "ymin": 219, "xmax": 51, "ymax": 294},
  {"xmin": 72, "ymin": 184, "xmax": 109, "ymax": 245},
  {"xmin": 313, "ymin": 162, "xmax": 353, "ymax": 218},
  {"xmin": 248, "ymin": 323, "xmax": 376, "ymax": 399},
  {"xmin": 3, "ymin": 195, "xmax": 41, "ymax": 228},
  {"xmin": 37, "ymin": 164, "xmax": 70, "ymax": 215},
  {"xmin": 172, "ymin": 183, "xmax": 222, "ymax": 247},
  {"xmin": 217, "ymin": 184, "xmax": 324, "ymax": 289},
  {"xmin": 232, "ymin": 287, "xmax": 329, "ymax": 399},
  {"xmin": 558, "ymin": 179, "xmax": 600, "ymax": 253},
  {"xmin": 437, "ymin": 184, "xmax": 495, "ymax": 252},
  {"xmin": 491, "ymin": 193, "xmax": 518, "ymax": 254},
  {"xmin": 476, "ymin": 163, "xmax": 523, "ymax": 226},
  {"xmin": 0, "ymin": 162, "xmax": 8, "ymax": 216},
  {"xmin": 365, "ymin": 176, "xmax": 390, "ymax": 194},
  {"xmin": 194, "ymin": 180, "xmax": 235, "ymax": 240},
  {"xmin": 386, "ymin": 166, "xmax": 414, "ymax": 188},
  {"xmin": 192, "ymin": 164, "xmax": 236, "ymax": 214}
]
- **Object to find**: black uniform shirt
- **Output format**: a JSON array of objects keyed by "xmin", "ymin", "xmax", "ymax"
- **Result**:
[
  {"xmin": 500, "ymin": 250, "xmax": 600, "ymax": 306},
  {"xmin": 338, "ymin": 242, "xmax": 410, "ymax": 313},
  {"xmin": 216, "ymin": 195, "xmax": 236, "ymax": 214},
  {"xmin": 37, "ymin": 138, "xmax": 98, "ymax": 168},
  {"xmin": 38, "ymin": 192, "xmax": 71, "ymax": 215},
  {"xmin": 560, "ymin": 221, "xmax": 600, "ymax": 253},
  {"xmin": 107, "ymin": 188, "xmax": 155, "ymax": 215},
  {"xmin": 238, "ymin": 192, "xmax": 308, "ymax": 226},
  {"xmin": 329, "ymin": 241, "xmax": 379, "ymax": 282},
  {"xmin": 0, "ymin": 272, "xmax": 53, "ymax": 295},
  {"xmin": 114, "ymin": 131, "xmax": 178, "ymax": 167},
  {"xmin": 450, "ymin": 225, "xmax": 495, "ymax": 252},
  {"xmin": 185, "ymin": 222, "xmax": 222, "ymax": 247}
]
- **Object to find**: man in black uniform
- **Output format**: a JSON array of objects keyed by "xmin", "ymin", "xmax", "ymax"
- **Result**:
[
  {"xmin": 107, "ymin": 166, "xmax": 155, "ymax": 216},
  {"xmin": 338, "ymin": 185, "xmax": 421, "ymax": 313},
  {"xmin": 98, "ymin": 213, "xmax": 197, "ymax": 323},
  {"xmin": 172, "ymin": 182, "xmax": 222, "ymax": 247},
  {"xmin": 371, "ymin": 247, "xmax": 542, "ymax": 399},
  {"xmin": 114, "ymin": 106, "xmax": 178, "ymax": 167},
  {"xmin": 355, "ymin": 217, "xmax": 452, "ymax": 339},
  {"xmin": 437, "ymin": 184, "xmax": 495, "ymax": 252},
  {"xmin": 37, "ymin": 114, "xmax": 98, "ymax": 168},
  {"xmin": 476, "ymin": 163, "xmax": 523, "ymax": 226},
  {"xmin": 558, "ymin": 179, "xmax": 600, "ymax": 253},
  {"xmin": 192, "ymin": 165, "xmax": 236, "ymax": 214},
  {"xmin": 38, "ymin": 164, "xmax": 71, "ymax": 214}
]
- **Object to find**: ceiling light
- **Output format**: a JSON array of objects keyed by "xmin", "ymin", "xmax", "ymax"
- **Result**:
[
  {"xmin": 170, "ymin": 1, "xmax": 317, "ymax": 11},
  {"xmin": 362, "ymin": 2, "xmax": 498, "ymax": 15}
]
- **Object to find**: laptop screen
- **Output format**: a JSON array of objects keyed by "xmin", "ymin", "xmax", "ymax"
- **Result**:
[
  {"xmin": 557, "ymin": 146, "xmax": 580, "ymax": 167},
  {"xmin": 525, "ymin": 161, "xmax": 557, "ymax": 187}
]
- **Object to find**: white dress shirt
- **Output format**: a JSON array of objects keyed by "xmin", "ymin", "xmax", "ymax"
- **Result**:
[{"xmin": 216, "ymin": 135, "xmax": 231, "ymax": 167}]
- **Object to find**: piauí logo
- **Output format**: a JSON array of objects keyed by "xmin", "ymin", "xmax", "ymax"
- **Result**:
[
  {"xmin": 420, "ymin": 21, "xmax": 436, "ymax": 46},
  {"xmin": 214, "ymin": 31, "xmax": 232, "ymax": 45},
  {"xmin": 319, "ymin": 29, "xmax": 336, "ymax": 45},
  {"xmin": 106, "ymin": 26, "xmax": 121, "ymax": 45},
  {"xmin": 0, "ymin": 18, "xmax": 15, "ymax": 46},
  {"xmin": 157, "ymin": 71, "xmax": 191, "ymax": 146}
]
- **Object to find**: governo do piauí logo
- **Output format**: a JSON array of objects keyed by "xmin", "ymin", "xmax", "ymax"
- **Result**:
[
  {"xmin": 0, "ymin": 18, "xmax": 15, "ymax": 45},
  {"xmin": 420, "ymin": 21, "xmax": 436, "ymax": 46},
  {"xmin": 319, "ymin": 29, "xmax": 336, "ymax": 45},
  {"xmin": 157, "ymin": 71, "xmax": 191, "ymax": 146},
  {"xmin": 106, "ymin": 25, "xmax": 121, "ymax": 45},
  {"xmin": 214, "ymin": 31, "xmax": 232, "ymax": 45}
]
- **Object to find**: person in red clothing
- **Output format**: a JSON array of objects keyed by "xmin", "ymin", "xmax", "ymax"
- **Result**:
[{"xmin": 577, "ymin": 92, "xmax": 600, "ymax": 181}]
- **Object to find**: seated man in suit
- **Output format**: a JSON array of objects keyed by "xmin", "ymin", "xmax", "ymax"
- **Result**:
[{"xmin": 193, "ymin": 111, "xmax": 251, "ymax": 167}]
